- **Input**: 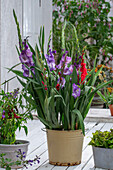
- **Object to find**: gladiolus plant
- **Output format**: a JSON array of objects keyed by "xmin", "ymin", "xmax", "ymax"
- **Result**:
[{"xmin": 9, "ymin": 10, "xmax": 113, "ymax": 135}]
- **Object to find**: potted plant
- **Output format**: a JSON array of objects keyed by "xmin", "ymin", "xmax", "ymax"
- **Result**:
[
  {"xmin": 89, "ymin": 130, "xmax": 113, "ymax": 169},
  {"xmin": 106, "ymin": 87, "xmax": 113, "ymax": 116},
  {"xmin": 8, "ymin": 10, "xmax": 113, "ymax": 166},
  {"xmin": 97, "ymin": 86, "xmax": 113, "ymax": 114},
  {"xmin": 0, "ymin": 88, "xmax": 34, "ymax": 169},
  {"xmin": 100, "ymin": 87, "xmax": 113, "ymax": 115},
  {"xmin": 90, "ymin": 64, "xmax": 113, "ymax": 108},
  {"xmin": 0, "ymin": 150, "xmax": 40, "ymax": 170}
]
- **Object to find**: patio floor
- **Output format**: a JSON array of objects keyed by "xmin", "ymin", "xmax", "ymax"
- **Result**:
[{"xmin": 16, "ymin": 109, "xmax": 113, "ymax": 170}]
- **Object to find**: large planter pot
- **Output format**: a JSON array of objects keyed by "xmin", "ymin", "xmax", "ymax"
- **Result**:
[
  {"xmin": 92, "ymin": 146, "xmax": 113, "ymax": 169},
  {"xmin": 0, "ymin": 140, "xmax": 29, "ymax": 169},
  {"xmin": 47, "ymin": 129, "xmax": 84, "ymax": 166},
  {"xmin": 109, "ymin": 104, "xmax": 113, "ymax": 116}
]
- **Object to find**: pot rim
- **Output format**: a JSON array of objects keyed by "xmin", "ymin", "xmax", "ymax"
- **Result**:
[
  {"xmin": 46, "ymin": 129, "xmax": 83, "ymax": 133},
  {"xmin": 0, "ymin": 139, "xmax": 30, "ymax": 146},
  {"xmin": 92, "ymin": 146, "xmax": 113, "ymax": 150},
  {"xmin": 109, "ymin": 104, "xmax": 113, "ymax": 106}
]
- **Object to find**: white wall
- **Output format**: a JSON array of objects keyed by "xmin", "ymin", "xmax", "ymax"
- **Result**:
[
  {"xmin": 0, "ymin": 0, "xmax": 52, "ymax": 91},
  {"xmin": 0, "ymin": 0, "xmax": 23, "ymax": 90},
  {"xmin": 23, "ymin": 0, "xmax": 52, "ymax": 53}
]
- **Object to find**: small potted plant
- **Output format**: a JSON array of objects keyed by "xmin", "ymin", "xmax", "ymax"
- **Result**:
[
  {"xmin": 0, "ymin": 88, "xmax": 33, "ymax": 169},
  {"xmin": 98, "ymin": 87, "xmax": 113, "ymax": 115},
  {"xmin": 89, "ymin": 130, "xmax": 113, "ymax": 169},
  {"xmin": 90, "ymin": 65, "xmax": 113, "ymax": 108},
  {"xmin": 106, "ymin": 87, "xmax": 113, "ymax": 116}
]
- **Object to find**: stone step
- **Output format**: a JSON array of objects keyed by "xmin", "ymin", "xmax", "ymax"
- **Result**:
[{"xmin": 85, "ymin": 108, "xmax": 113, "ymax": 123}]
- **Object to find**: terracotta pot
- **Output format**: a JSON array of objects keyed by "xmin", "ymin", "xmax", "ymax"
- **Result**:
[
  {"xmin": 0, "ymin": 140, "xmax": 29, "ymax": 169},
  {"xmin": 109, "ymin": 104, "xmax": 113, "ymax": 116},
  {"xmin": 46, "ymin": 129, "xmax": 84, "ymax": 166}
]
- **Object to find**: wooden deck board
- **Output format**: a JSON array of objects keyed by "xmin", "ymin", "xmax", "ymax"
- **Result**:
[{"xmin": 15, "ymin": 119, "xmax": 113, "ymax": 170}]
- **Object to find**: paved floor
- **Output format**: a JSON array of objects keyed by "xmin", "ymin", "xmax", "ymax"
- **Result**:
[{"xmin": 15, "ymin": 109, "xmax": 113, "ymax": 170}]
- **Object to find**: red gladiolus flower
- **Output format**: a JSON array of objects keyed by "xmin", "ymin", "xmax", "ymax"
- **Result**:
[
  {"xmin": 80, "ymin": 56, "xmax": 87, "ymax": 83},
  {"xmin": 42, "ymin": 81, "xmax": 44, "ymax": 85},
  {"xmin": 56, "ymin": 84, "xmax": 60, "ymax": 91},
  {"xmin": 58, "ymin": 72, "xmax": 61, "ymax": 76},
  {"xmin": 45, "ymin": 87, "xmax": 47, "ymax": 90}
]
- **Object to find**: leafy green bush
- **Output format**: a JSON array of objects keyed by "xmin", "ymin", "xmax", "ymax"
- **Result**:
[
  {"xmin": 0, "ymin": 88, "xmax": 33, "ymax": 144},
  {"xmin": 89, "ymin": 130, "xmax": 113, "ymax": 149}
]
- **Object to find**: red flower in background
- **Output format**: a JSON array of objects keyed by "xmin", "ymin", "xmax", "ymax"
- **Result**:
[
  {"xmin": 14, "ymin": 113, "xmax": 21, "ymax": 119},
  {"xmin": 56, "ymin": 84, "xmax": 60, "ymax": 91},
  {"xmin": 8, "ymin": 108, "xmax": 21, "ymax": 119},
  {"xmin": 80, "ymin": 56, "xmax": 87, "ymax": 83}
]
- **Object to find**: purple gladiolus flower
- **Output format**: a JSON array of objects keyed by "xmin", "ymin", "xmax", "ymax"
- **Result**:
[
  {"xmin": 72, "ymin": 83, "xmax": 81, "ymax": 99},
  {"xmin": 3, "ymin": 110, "xmax": 5, "ymax": 114},
  {"xmin": 57, "ymin": 52, "xmax": 71, "ymax": 70},
  {"xmin": 57, "ymin": 56, "xmax": 71, "ymax": 69},
  {"xmin": 45, "ymin": 48, "xmax": 56, "ymax": 71},
  {"xmin": 26, "ymin": 49, "xmax": 32, "ymax": 58},
  {"xmin": 31, "ymin": 68, "xmax": 35, "ymax": 75},
  {"xmin": 63, "ymin": 65, "xmax": 74, "ymax": 75},
  {"xmin": 61, "ymin": 55, "xmax": 71, "ymax": 64},
  {"xmin": 57, "ymin": 77, "xmax": 66, "ymax": 88},
  {"xmin": 19, "ymin": 42, "xmax": 35, "ymax": 77},
  {"xmin": 2, "ymin": 114, "xmax": 5, "ymax": 119},
  {"xmin": 74, "ymin": 63, "xmax": 81, "ymax": 70},
  {"xmin": 22, "ymin": 64, "xmax": 29, "ymax": 71},
  {"xmin": 23, "ymin": 70, "xmax": 29, "ymax": 77},
  {"xmin": 2, "ymin": 110, "xmax": 5, "ymax": 118},
  {"xmin": 19, "ymin": 53, "xmax": 30, "ymax": 64}
]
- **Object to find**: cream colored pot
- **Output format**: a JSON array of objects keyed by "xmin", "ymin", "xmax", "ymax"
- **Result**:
[{"xmin": 47, "ymin": 129, "xmax": 84, "ymax": 166}]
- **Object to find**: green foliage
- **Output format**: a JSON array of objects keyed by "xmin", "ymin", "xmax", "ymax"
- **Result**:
[
  {"xmin": 52, "ymin": 0, "xmax": 113, "ymax": 67},
  {"xmin": 0, "ymin": 150, "xmax": 40, "ymax": 169},
  {"xmin": 0, "ymin": 153, "xmax": 20, "ymax": 170},
  {"xmin": 97, "ymin": 88, "xmax": 113, "ymax": 106},
  {"xmin": 11, "ymin": 10, "xmax": 113, "ymax": 136},
  {"xmin": 89, "ymin": 130, "xmax": 113, "ymax": 149},
  {"xmin": 0, "ymin": 88, "xmax": 33, "ymax": 144},
  {"xmin": 13, "ymin": 9, "xmax": 23, "ymax": 53}
]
